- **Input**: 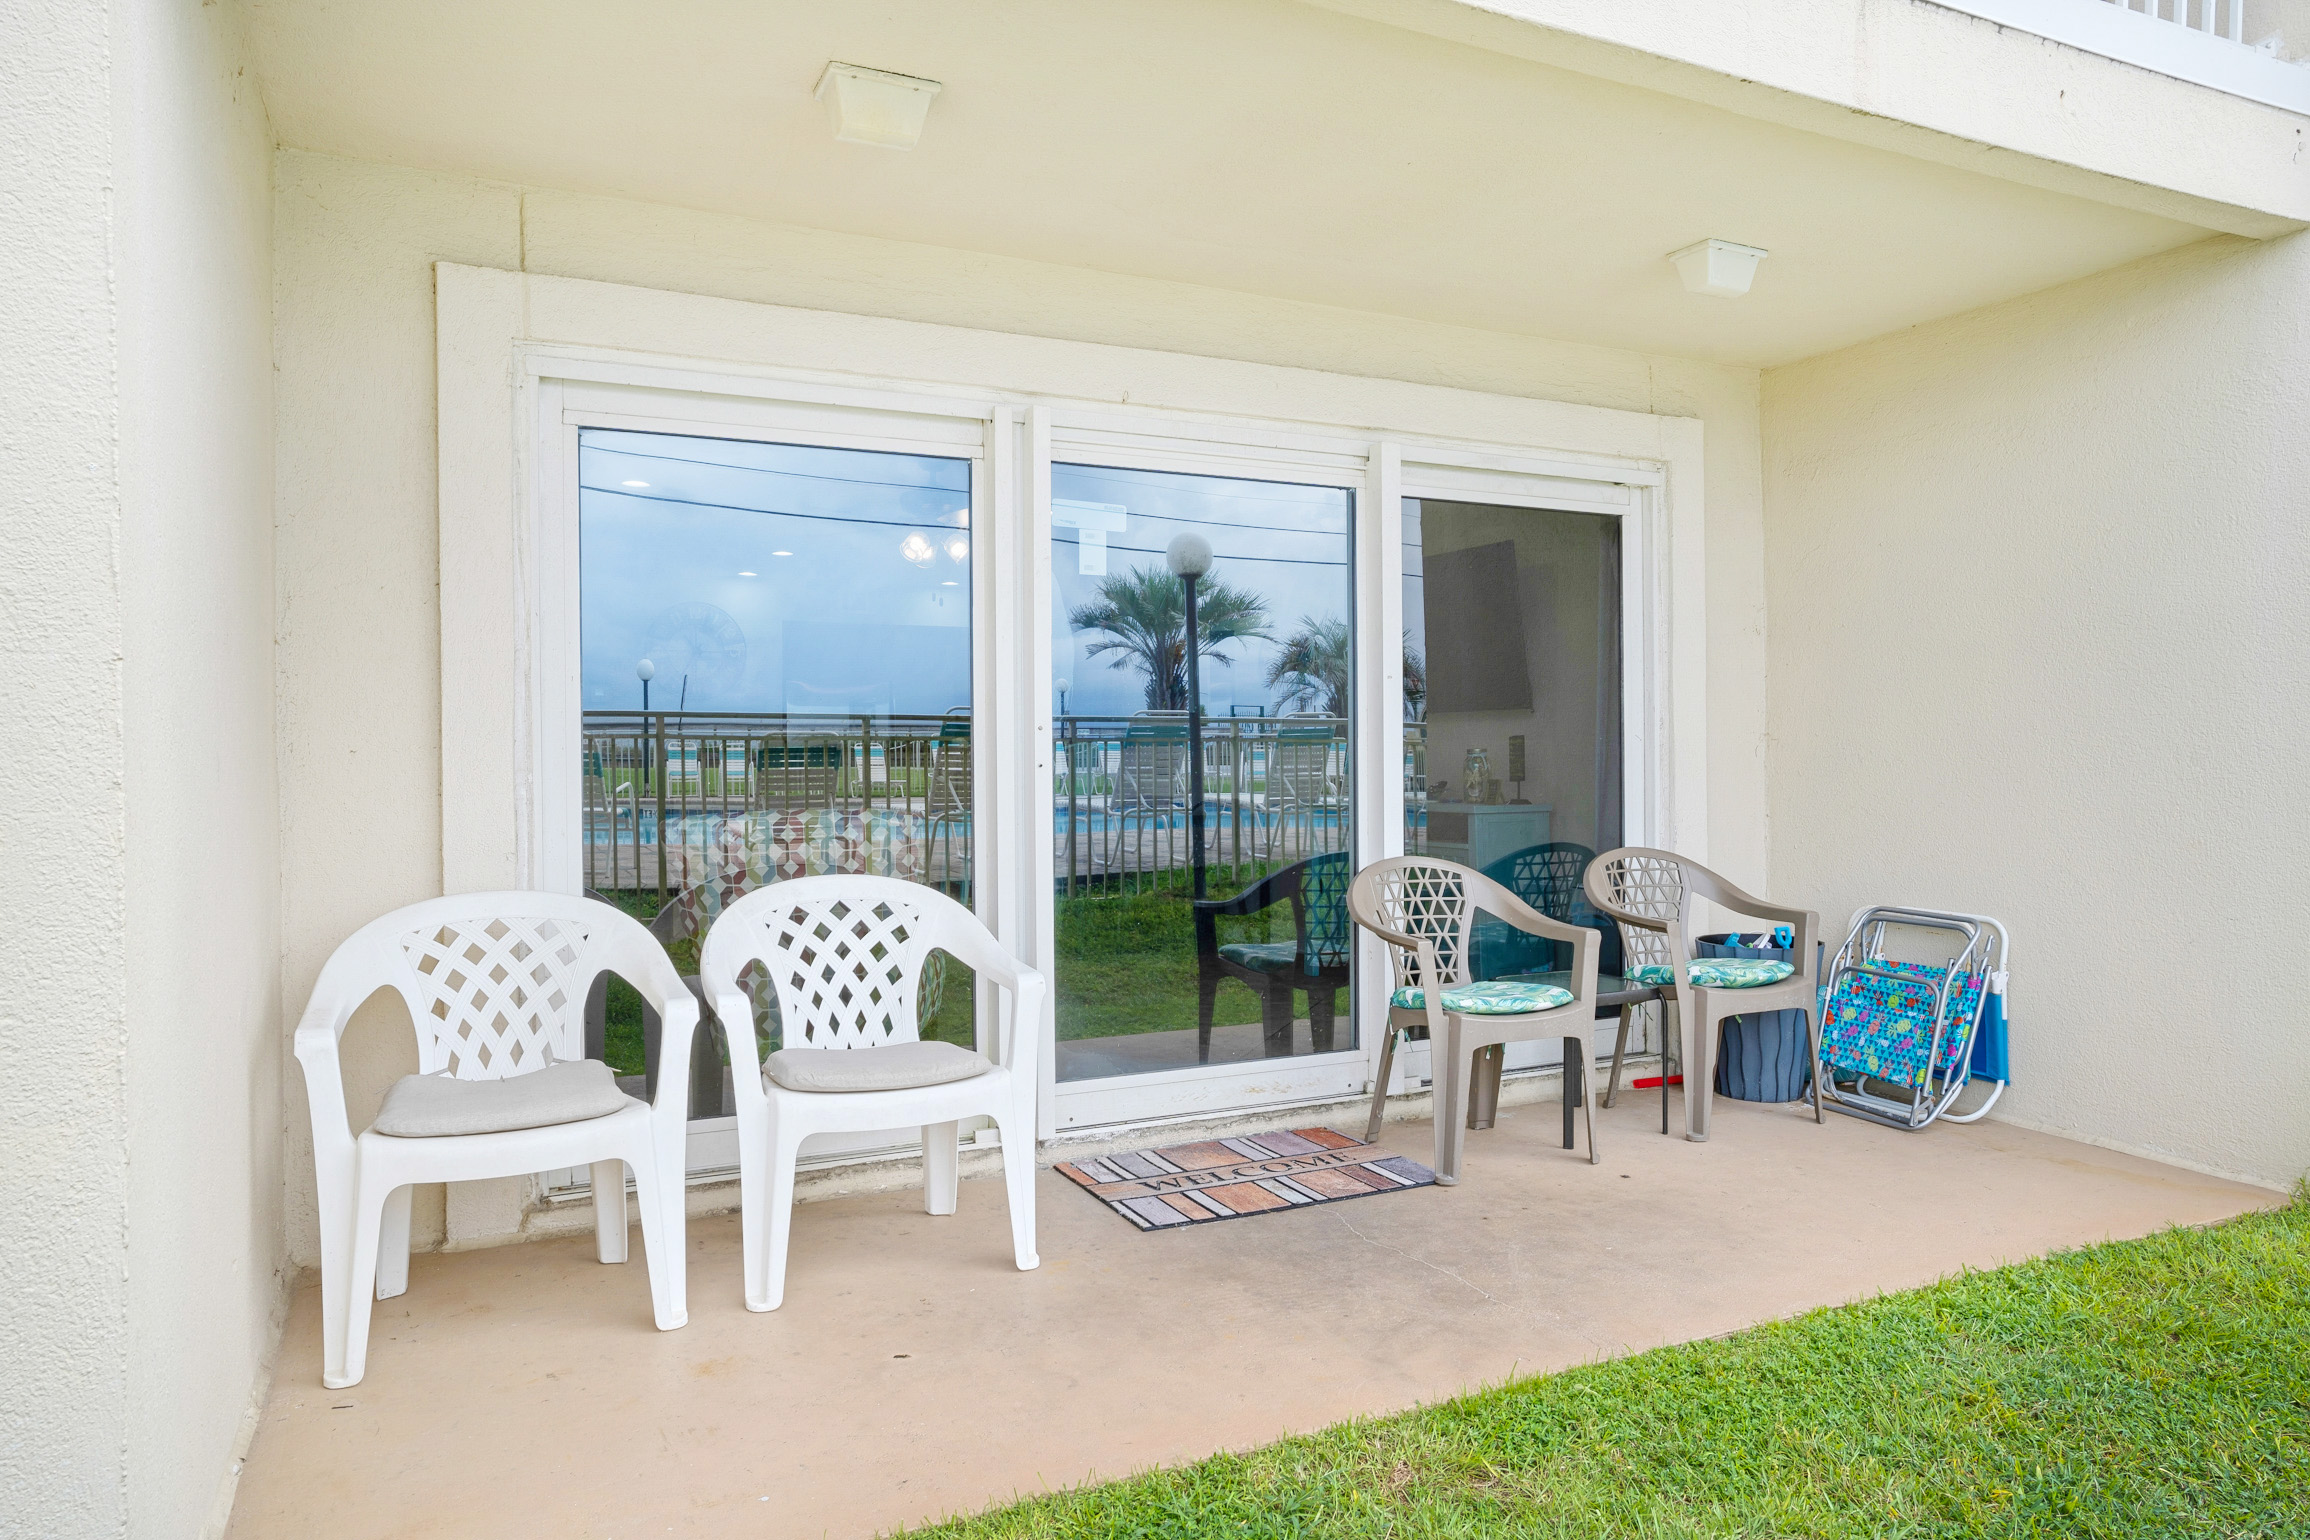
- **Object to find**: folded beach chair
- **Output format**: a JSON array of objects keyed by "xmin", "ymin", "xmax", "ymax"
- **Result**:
[{"xmin": 1815, "ymin": 905, "xmax": 2009, "ymax": 1131}]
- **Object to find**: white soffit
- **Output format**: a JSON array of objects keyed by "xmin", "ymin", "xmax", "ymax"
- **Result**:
[{"xmin": 236, "ymin": 0, "xmax": 2220, "ymax": 368}]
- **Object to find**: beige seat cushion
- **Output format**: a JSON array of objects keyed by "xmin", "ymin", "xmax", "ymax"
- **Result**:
[
  {"xmin": 372, "ymin": 1059, "xmax": 636, "ymax": 1138},
  {"xmin": 764, "ymin": 1040, "xmax": 991, "ymax": 1094}
]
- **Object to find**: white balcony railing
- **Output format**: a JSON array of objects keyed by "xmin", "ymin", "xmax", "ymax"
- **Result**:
[
  {"xmin": 2108, "ymin": 0, "xmax": 2245, "ymax": 45},
  {"xmin": 1933, "ymin": 0, "xmax": 2310, "ymax": 113}
]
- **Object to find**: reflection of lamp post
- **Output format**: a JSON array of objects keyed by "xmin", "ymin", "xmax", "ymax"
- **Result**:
[{"xmin": 1166, "ymin": 533, "xmax": 1214, "ymax": 899}]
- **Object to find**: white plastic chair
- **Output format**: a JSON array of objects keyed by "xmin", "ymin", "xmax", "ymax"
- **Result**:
[
  {"xmin": 699, "ymin": 875, "xmax": 1046, "ymax": 1312},
  {"xmin": 294, "ymin": 892, "xmax": 696, "ymax": 1388}
]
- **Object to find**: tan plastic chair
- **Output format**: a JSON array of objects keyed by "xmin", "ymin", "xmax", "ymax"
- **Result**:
[
  {"xmin": 1583, "ymin": 848, "xmax": 1824, "ymax": 1142},
  {"xmin": 1349, "ymin": 856, "xmax": 1602, "ymax": 1183}
]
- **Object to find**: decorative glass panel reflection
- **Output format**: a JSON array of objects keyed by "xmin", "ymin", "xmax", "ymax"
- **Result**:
[{"xmin": 578, "ymin": 428, "xmax": 975, "ymax": 1120}]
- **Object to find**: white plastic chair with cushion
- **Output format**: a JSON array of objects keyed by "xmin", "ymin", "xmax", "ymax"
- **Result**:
[
  {"xmin": 1584, "ymin": 848, "xmax": 1824, "ymax": 1142},
  {"xmin": 698, "ymin": 875, "xmax": 1046, "ymax": 1312},
  {"xmin": 294, "ymin": 892, "xmax": 695, "ymax": 1389},
  {"xmin": 1348, "ymin": 856, "xmax": 1602, "ymax": 1183}
]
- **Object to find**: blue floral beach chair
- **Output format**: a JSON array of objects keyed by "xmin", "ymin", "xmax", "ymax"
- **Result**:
[{"xmin": 1816, "ymin": 904, "xmax": 2009, "ymax": 1131}]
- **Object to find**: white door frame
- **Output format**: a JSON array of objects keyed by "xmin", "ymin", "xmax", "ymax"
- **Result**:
[{"xmin": 437, "ymin": 262, "xmax": 1707, "ymax": 1171}]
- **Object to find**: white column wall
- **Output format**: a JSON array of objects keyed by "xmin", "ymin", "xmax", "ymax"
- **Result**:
[
  {"xmin": 1763, "ymin": 231, "xmax": 2310, "ymax": 1191},
  {"xmin": 117, "ymin": 0, "xmax": 283, "ymax": 1534},
  {"xmin": 0, "ymin": 1, "xmax": 280, "ymax": 1537},
  {"xmin": 0, "ymin": 1, "xmax": 131, "ymax": 1532},
  {"xmin": 272, "ymin": 149, "xmax": 1770, "ymax": 1263}
]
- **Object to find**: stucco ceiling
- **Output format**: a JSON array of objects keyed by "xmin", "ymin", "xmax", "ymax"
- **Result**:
[{"xmin": 234, "ymin": 0, "xmax": 2214, "ymax": 368}]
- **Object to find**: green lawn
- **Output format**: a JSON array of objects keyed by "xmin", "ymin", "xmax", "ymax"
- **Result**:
[
  {"xmin": 1054, "ymin": 871, "xmax": 1304, "ymax": 1042},
  {"xmin": 901, "ymin": 1193, "xmax": 2310, "ymax": 1539}
]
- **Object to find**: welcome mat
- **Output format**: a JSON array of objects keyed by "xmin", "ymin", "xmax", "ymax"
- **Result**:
[{"xmin": 1057, "ymin": 1127, "xmax": 1436, "ymax": 1231}]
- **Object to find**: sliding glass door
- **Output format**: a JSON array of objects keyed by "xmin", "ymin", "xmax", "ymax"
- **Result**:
[
  {"xmin": 1049, "ymin": 463, "xmax": 1356, "ymax": 1085},
  {"xmin": 1402, "ymin": 495, "xmax": 1626, "ymax": 1069},
  {"xmin": 543, "ymin": 378, "xmax": 1651, "ymax": 1148}
]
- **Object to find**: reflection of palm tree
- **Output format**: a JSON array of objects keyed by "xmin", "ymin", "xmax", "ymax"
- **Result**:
[
  {"xmin": 1267, "ymin": 616, "xmax": 1350, "ymax": 717},
  {"xmin": 1068, "ymin": 564, "xmax": 1269, "ymax": 710},
  {"xmin": 1267, "ymin": 615, "xmax": 1429, "ymax": 720}
]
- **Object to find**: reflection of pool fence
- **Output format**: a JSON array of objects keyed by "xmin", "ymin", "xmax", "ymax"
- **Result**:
[
  {"xmin": 582, "ymin": 711, "xmax": 974, "ymax": 901},
  {"xmin": 583, "ymin": 710, "xmax": 1432, "ymax": 903}
]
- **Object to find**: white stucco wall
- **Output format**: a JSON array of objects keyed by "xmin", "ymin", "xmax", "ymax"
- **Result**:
[
  {"xmin": 0, "ymin": 1, "xmax": 131, "ymax": 1532},
  {"xmin": 271, "ymin": 148, "xmax": 1770, "ymax": 1263},
  {"xmin": 1, "ymin": 2, "xmax": 280, "ymax": 1537},
  {"xmin": 116, "ymin": 1, "xmax": 282, "ymax": 1534},
  {"xmin": 1763, "ymin": 231, "xmax": 2310, "ymax": 1192}
]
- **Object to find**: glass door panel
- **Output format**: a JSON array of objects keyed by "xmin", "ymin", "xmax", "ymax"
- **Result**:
[
  {"xmin": 1051, "ymin": 463, "xmax": 1354, "ymax": 1082},
  {"xmin": 1403, "ymin": 497, "xmax": 1624, "ymax": 1025},
  {"xmin": 577, "ymin": 428, "xmax": 977, "ymax": 1124}
]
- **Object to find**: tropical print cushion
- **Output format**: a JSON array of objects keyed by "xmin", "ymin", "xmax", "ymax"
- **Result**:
[
  {"xmin": 1626, "ymin": 959, "xmax": 1796, "ymax": 989},
  {"xmin": 1391, "ymin": 980, "xmax": 1575, "ymax": 1015},
  {"xmin": 1218, "ymin": 941, "xmax": 1299, "ymax": 973},
  {"xmin": 1819, "ymin": 961, "xmax": 1985, "ymax": 1089}
]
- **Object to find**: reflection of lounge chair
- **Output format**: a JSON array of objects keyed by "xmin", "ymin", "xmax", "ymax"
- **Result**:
[
  {"xmin": 1111, "ymin": 712, "xmax": 1189, "ymax": 876},
  {"xmin": 751, "ymin": 736, "xmax": 841, "ymax": 809},
  {"xmin": 1193, "ymin": 851, "xmax": 1351, "ymax": 1061},
  {"xmin": 1265, "ymin": 715, "xmax": 1340, "ymax": 859},
  {"xmin": 926, "ymin": 709, "xmax": 972, "ymax": 900}
]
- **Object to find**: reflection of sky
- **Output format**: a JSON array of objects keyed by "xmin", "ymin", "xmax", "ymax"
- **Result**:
[
  {"xmin": 1051, "ymin": 464, "xmax": 1354, "ymax": 717},
  {"xmin": 580, "ymin": 429, "xmax": 972, "ymax": 716}
]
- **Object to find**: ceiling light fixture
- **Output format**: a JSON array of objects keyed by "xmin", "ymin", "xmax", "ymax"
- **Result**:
[
  {"xmin": 1667, "ymin": 239, "xmax": 1768, "ymax": 297},
  {"xmin": 621, "ymin": 479, "xmax": 651, "ymax": 488},
  {"xmin": 945, "ymin": 536, "xmax": 969, "ymax": 563},
  {"xmin": 815, "ymin": 62, "xmax": 943, "ymax": 150},
  {"xmin": 772, "ymin": 550, "xmax": 793, "ymax": 557},
  {"xmin": 900, "ymin": 532, "xmax": 936, "ymax": 568},
  {"xmin": 737, "ymin": 571, "xmax": 758, "ymax": 578}
]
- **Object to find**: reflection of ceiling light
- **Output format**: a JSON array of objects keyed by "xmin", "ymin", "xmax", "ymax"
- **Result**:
[
  {"xmin": 900, "ymin": 532, "xmax": 936, "ymax": 567},
  {"xmin": 955, "ymin": 510, "xmax": 969, "ymax": 527},
  {"xmin": 945, "ymin": 536, "xmax": 969, "ymax": 563},
  {"xmin": 737, "ymin": 571, "xmax": 757, "ymax": 578},
  {"xmin": 772, "ymin": 550, "xmax": 792, "ymax": 557},
  {"xmin": 941, "ymin": 580, "xmax": 958, "ymax": 587},
  {"xmin": 621, "ymin": 479, "xmax": 651, "ymax": 488}
]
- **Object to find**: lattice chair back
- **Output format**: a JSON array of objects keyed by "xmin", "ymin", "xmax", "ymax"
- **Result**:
[
  {"xmin": 1585, "ymin": 849, "xmax": 1686, "ymax": 976},
  {"xmin": 300, "ymin": 892, "xmax": 675, "ymax": 1083},
  {"xmin": 698, "ymin": 874, "xmax": 964, "ymax": 1051},
  {"xmin": 1348, "ymin": 857, "xmax": 1482, "ymax": 995}
]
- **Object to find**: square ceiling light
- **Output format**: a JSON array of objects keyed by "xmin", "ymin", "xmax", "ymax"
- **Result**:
[{"xmin": 815, "ymin": 62, "xmax": 943, "ymax": 150}]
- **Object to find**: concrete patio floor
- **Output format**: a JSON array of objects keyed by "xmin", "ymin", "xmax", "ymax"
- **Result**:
[{"xmin": 226, "ymin": 1094, "xmax": 2280, "ymax": 1540}]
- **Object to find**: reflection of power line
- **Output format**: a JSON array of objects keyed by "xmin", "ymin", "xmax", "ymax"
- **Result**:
[
  {"xmin": 581, "ymin": 484, "xmax": 966, "ymax": 531},
  {"xmin": 1056, "ymin": 466, "xmax": 1351, "ymax": 515},
  {"xmin": 582, "ymin": 440, "xmax": 969, "ymax": 497},
  {"xmin": 1055, "ymin": 534, "xmax": 1348, "ymax": 571}
]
